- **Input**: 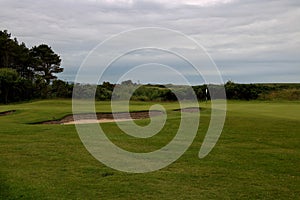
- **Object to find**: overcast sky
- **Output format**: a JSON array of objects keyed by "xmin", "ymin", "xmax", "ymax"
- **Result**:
[{"xmin": 1, "ymin": 0, "xmax": 299, "ymax": 84}]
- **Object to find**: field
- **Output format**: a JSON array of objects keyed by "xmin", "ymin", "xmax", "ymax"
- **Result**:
[{"xmin": 0, "ymin": 100, "xmax": 299, "ymax": 199}]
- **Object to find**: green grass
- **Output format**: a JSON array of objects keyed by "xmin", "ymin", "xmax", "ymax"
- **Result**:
[{"xmin": 0, "ymin": 100, "xmax": 299, "ymax": 199}]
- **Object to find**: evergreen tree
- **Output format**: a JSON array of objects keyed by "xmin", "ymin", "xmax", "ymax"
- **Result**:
[{"xmin": 30, "ymin": 44, "xmax": 63, "ymax": 84}]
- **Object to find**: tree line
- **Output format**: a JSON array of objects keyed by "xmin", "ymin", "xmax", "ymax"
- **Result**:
[
  {"xmin": 0, "ymin": 30, "xmax": 64, "ymax": 103},
  {"xmin": 1, "ymin": 30, "xmax": 299, "ymax": 104},
  {"xmin": 72, "ymin": 81, "xmax": 300, "ymax": 101}
]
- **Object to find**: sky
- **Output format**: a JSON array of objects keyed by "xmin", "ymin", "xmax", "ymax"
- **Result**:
[{"xmin": 0, "ymin": 0, "xmax": 299, "ymax": 84}]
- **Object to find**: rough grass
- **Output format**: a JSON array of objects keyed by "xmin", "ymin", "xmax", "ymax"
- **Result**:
[
  {"xmin": 260, "ymin": 88, "xmax": 300, "ymax": 100},
  {"xmin": 0, "ymin": 100, "xmax": 299, "ymax": 199}
]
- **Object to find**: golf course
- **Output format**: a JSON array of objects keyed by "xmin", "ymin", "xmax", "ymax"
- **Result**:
[
  {"xmin": 1, "ymin": 0, "xmax": 300, "ymax": 198},
  {"xmin": 1, "ymin": 99, "xmax": 299, "ymax": 199}
]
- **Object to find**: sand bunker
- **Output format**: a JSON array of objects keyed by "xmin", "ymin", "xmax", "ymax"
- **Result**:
[
  {"xmin": 0, "ymin": 110, "xmax": 16, "ymax": 116},
  {"xmin": 41, "ymin": 110, "xmax": 165, "ymax": 125},
  {"xmin": 40, "ymin": 107, "xmax": 201, "ymax": 125}
]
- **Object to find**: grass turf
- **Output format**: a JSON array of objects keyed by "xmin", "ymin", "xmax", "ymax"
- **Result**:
[{"xmin": 0, "ymin": 100, "xmax": 299, "ymax": 199}]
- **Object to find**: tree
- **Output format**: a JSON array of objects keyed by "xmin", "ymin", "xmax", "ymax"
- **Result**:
[
  {"xmin": 121, "ymin": 80, "xmax": 134, "ymax": 85},
  {"xmin": 0, "ymin": 30, "xmax": 13, "ymax": 68},
  {"xmin": 0, "ymin": 68, "xmax": 19, "ymax": 103},
  {"xmin": 13, "ymin": 42, "xmax": 34, "ymax": 80},
  {"xmin": 0, "ymin": 30, "xmax": 67, "ymax": 102},
  {"xmin": 30, "ymin": 44, "xmax": 63, "ymax": 84},
  {"xmin": 51, "ymin": 80, "xmax": 72, "ymax": 98},
  {"xmin": 0, "ymin": 30, "xmax": 34, "ymax": 80}
]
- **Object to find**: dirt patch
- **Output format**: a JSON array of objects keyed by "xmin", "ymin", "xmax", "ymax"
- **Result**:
[
  {"xmin": 0, "ymin": 110, "xmax": 16, "ymax": 116},
  {"xmin": 41, "ymin": 110, "xmax": 165, "ymax": 125}
]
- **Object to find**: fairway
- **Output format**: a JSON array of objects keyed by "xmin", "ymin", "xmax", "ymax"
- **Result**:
[{"xmin": 0, "ymin": 100, "xmax": 299, "ymax": 199}]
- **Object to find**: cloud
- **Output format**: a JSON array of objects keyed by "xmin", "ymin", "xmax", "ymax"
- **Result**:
[{"xmin": 0, "ymin": 0, "xmax": 299, "ymax": 83}]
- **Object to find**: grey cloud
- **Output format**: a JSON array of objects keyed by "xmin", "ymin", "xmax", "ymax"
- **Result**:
[{"xmin": 0, "ymin": 0, "xmax": 299, "ymax": 83}]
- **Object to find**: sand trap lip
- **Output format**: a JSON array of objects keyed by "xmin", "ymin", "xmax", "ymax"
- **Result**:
[
  {"xmin": 40, "ymin": 110, "xmax": 165, "ymax": 125},
  {"xmin": 174, "ymin": 107, "xmax": 200, "ymax": 113},
  {"xmin": 63, "ymin": 118, "xmax": 134, "ymax": 125},
  {"xmin": 0, "ymin": 110, "xmax": 16, "ymax": 116}
]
